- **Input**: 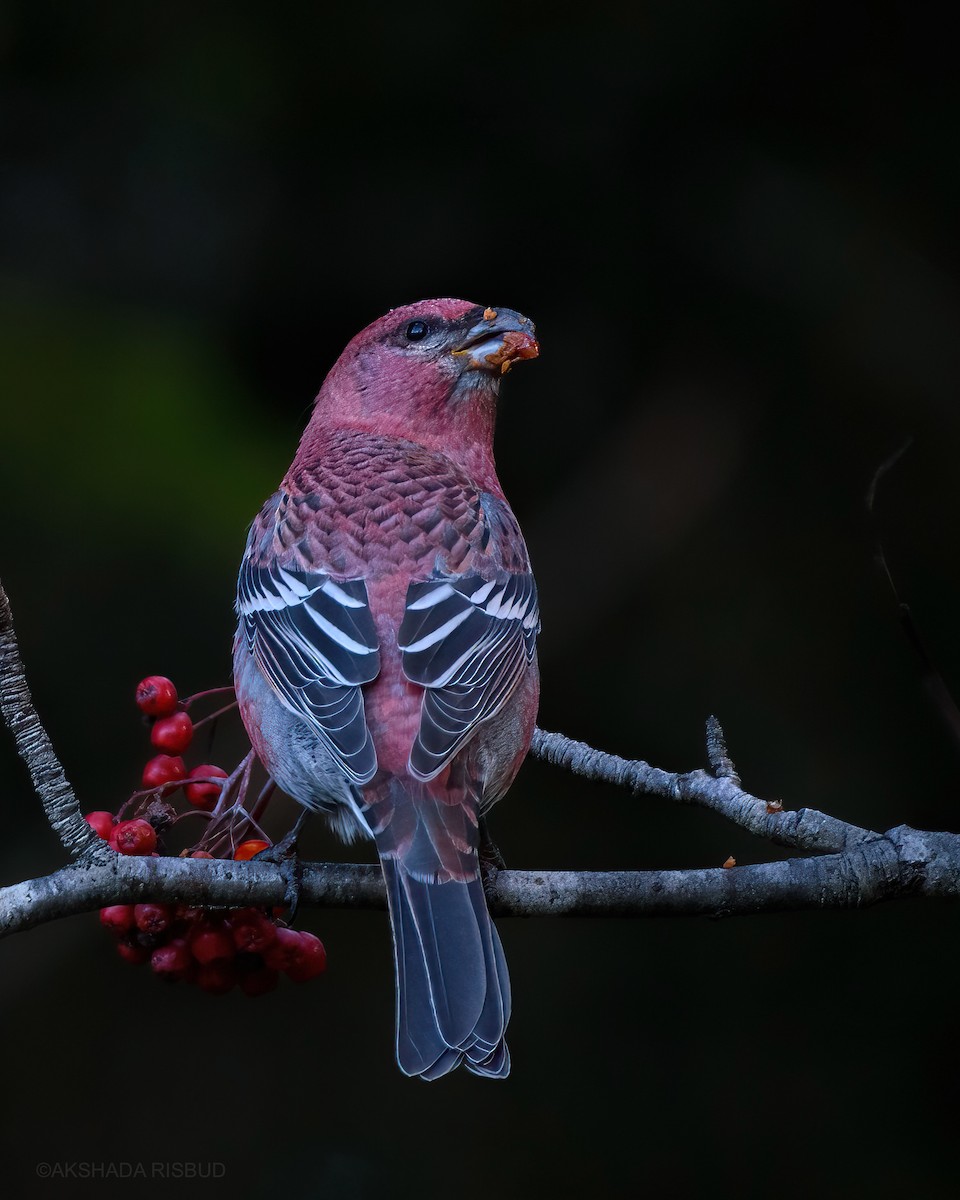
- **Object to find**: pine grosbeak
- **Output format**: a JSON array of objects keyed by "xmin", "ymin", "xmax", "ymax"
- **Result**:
[{"xmin": 233, "ymin": 299, "xmax": 540, "ymax": 1079}]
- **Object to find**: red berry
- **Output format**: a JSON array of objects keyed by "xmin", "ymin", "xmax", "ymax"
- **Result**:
[
  {"xmin": 190, "ymin": 926, "xmax": 235, "ymax": 965},
  {"xmin": 285, "ymin": 931, "xmax": 327, "ymax": 982},
  {"xmin": 141, "ymin": 754, "xmax": 186, "ymax": 790},
  {"xmin": 184, "ymin": 765, "xmax": 229, "ymax": 810},
  {"xmin": 116, "ymin": 938, "xmax": 150, "ymax": 965},
  {"xmin": 134, "ymin": 903, "xmax": 173, "ymax": 935},
  {"xmin": 196, "ymin": 961, "xmax": 237, "ymax": 994},
  {"xmin": 135, "ymin": 676, "xmax": 179, "ymax": 717},
  {"xmin": 262, "ymin": 926, "xmax": 302, "ymax": 972},
  {"xmin": 85, "ymin": 811, "xmax": 115, "ymax": 840},
  {"xmin": 150, "ymin": 711, "xmax": 194, "ymax": 754},
  {"xmin": 100, "ymin": 905, "xmax": 135, "ymax": 934},
  {"xmin": 228, "ymin": 907, "xmax": 260, "ymax": 922},
  {"xmin": 113, "ymin": 819, "xmax": 158, "ymax": 856},
  {"xmin": 240, "ymin": 967, "xmax": 279, "ymax": 997},
  {"xmin": 174, "ymin": 904, "xmax": 204, "ymax": 924},
  {"xmin": 151, "ymin": 938, "xmax": 192, "ymax": 979},
  {"xmin": 231, "ymin": 912, "xmax": 278, "ymax": 954},
  {"xmin": 234, "ymin": 839, "xmax": 270, "ymax": 861}
]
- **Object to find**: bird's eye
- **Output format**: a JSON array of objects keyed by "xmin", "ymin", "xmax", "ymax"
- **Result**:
[{"xmin": 405, "ymin": 320, "xmax": 429, "ymax": 342}]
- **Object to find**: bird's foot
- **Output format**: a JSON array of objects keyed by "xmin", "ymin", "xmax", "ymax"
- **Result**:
[
  {"xmin": 253, "ymin": 811, "xmax": 308, "ymax": 920},
  {"xmin": 479, "ymin": 817, "xmax": 506, "ymax": 901}
]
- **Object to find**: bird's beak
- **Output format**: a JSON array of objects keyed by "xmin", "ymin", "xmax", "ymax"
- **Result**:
[{"xmin": 452, "ymin": 307, "xmax": 539, "ymax": 375}]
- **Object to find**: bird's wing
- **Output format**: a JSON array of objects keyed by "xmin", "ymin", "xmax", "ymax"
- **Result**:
[
  {"xmin": 398, "ymin": 571, "xmax": 539, "ymax": 781},
  {"xmin": 236, "ymin": 558, "xmax": 380, "ymax": 783}
]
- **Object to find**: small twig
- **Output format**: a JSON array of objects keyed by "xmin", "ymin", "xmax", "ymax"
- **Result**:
[
  {"xmin": 181, "ymin": 686, "xmax": 236, "ymax": 710},
  {"xmin": 705, "ymin": 715, "xmax": 741, "ymax": 785},
  {"xmin": 208, "ymin": 750, "xmax": 256, "ymax": 821},
  {"xmin": 199, "ymin": 754, "xmax": 265, "ymax": 856},
  {"xmin": 191, "ymin": 700, "xmax": 240, "ymax": 731},
  {"xmin": 530, "ymin": 725, "xmax": 874, "ymax": 853},
  {"xmin": 248, "ymin": 779, "xmax": 277, "ymax": 826},
  {"xmin": 865, "ymin": 438, "xmax": 913, "ymax": 513}
]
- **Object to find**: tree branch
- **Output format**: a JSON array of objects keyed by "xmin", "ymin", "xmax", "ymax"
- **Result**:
[
  {"xmin": 2, "ymin": 823, "xmax": 959, "ymax": 938},
  {"xmin": 0, "ymin": 581, "xmax": 108, "ymax": 863},
  {"xmin": 3, "ymin": 574, "xmax": 960, "ymax": 942},
  {"xmin": 530, "ymin": 726, "xmax": 874, "ymax": 853}
]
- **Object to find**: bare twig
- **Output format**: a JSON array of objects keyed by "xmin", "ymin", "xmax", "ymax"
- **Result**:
[
  {"xmin": 704, "ymin": 714, "xmax": 741, "ymax": 785},
  {"xmin": 529, "ymin": 726, "xmax": 874, "ymax": 853}
]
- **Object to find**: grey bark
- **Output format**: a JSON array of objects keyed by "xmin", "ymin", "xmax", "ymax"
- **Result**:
[
  {"xmin": 0, "ymin": 583, "xmax": 110, "ymax": 863},
  {"xmin": 2, "ymin": 575, "xmax": 960, "ymax": 940},
  {"xmin": 2, "ymin": 824, "xmax": 959, "ymax": 937}
]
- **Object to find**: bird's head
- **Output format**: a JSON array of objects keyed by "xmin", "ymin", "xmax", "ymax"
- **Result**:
[{"xmin": 306, "ymin": 299, "xmax": 538, "ymax": 484}]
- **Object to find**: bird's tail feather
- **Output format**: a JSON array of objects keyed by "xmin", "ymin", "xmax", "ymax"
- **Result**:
[{"xmin": 381, "ymin": 856, "xmax": 511, "ymax": 1080}]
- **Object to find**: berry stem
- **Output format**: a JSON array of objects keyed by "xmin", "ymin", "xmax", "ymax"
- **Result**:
[
  {"xmin": 249, "ymin": 779, "xmax": 277, "ymax": 824},
  {"xmin": 201, "ymin": 778, "xmax": 277, "ymax": 856},
  {"xmin": 181, "ymin": 686, "xmax": 236, "ymax": 710},
  {"xmin": 194, "ymin": 751, "xmax": 261, "ymax": 854},
  {"xmin": 116, "ymin": 777, "xmax": 187, "ymax": 821},
  {"xmin": 203, "ymin": 810, "xmax": 272, "ymax": 858},
  {"xmin": 171, "ymin": 809, "xmax": 215, "ymax": 826},
  {"xmin": 209, "ymin": 750, "xmax": 256, "ymax": 820},
  {"xmin": 191, "ymin": 700, "xmax": 240, "ymax": 731}
]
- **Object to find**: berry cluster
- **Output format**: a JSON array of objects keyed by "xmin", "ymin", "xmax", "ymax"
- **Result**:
[
  {"xmin": 87, "ymin": 675, "xmax": 327, "ymax": 997},
  {"xmin": 96, "ymin": 885, "xmax": 326, "ymax": 994},
  {"xmin": 135, "ymin": 675, "xmax": 228, "ymax": 812}
]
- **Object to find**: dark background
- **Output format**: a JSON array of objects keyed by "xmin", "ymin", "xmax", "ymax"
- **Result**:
[{"xmin": 3, "ymin": 2, "xmax": 960, "ymax": 1196}]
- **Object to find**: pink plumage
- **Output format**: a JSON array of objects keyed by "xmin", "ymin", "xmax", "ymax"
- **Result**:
[{"xmin": 234, "ymin": 299, "xmax": 540, "ymax": 1078}]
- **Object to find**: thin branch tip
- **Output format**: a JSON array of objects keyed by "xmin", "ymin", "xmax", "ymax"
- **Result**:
[{"xmin": 704, "ymin": 715, "xmax": 741, "ymax": 785}]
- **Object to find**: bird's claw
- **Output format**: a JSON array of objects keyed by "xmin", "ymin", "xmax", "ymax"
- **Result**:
[
  {"xmin": 253, "ymin": 814, "xmax": 307, "ymax": 920},
  {"xmin": 478, "ymin": 817, "xmax": 506, "ymax": 901}
]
